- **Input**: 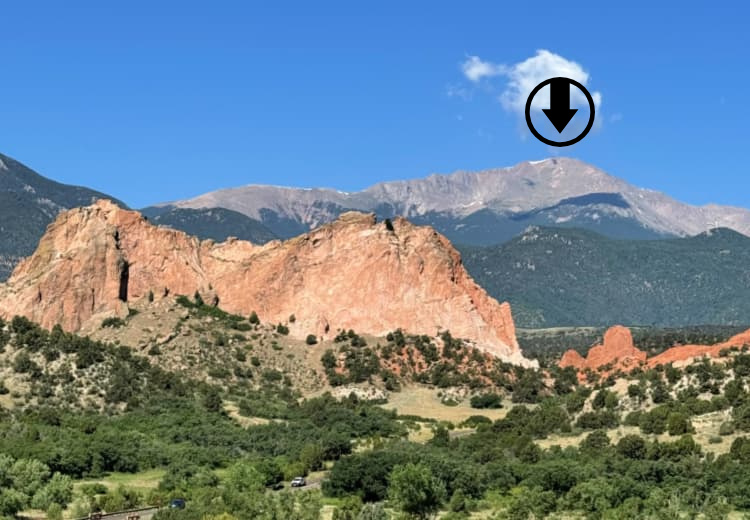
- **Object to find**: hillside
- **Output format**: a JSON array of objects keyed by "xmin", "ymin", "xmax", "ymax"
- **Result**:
[
  {"xmin": 459, "ymin": 226, "xmax": 750, "ymax": 328},
  {"xmin": 141, "ymin": 206, "xmax": 277, "ymax": 244},
  {"xmin": 154, "ymin": 157, "xmax": 750, "ymax": 244},
  {"xmin": 0, "ymin": 153, "xmax": 125, "ymax": 281},
  {"xmin": 4, "ymin": 309, "xmax": 750, "ymax": 518}
]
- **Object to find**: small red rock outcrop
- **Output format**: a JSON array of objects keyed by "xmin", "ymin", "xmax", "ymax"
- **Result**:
[
  {"xmin": 560, "ymin": 326, "xmax": 750, "ymax": 373},
  {"xmin": 560, "ymin": 325, "xmax": 647, "ymax": 372},
  {"xmin": 0, "ymin": 200, "xmax": 535, "ymax": 366},
  {"xmin": 647, "ymin": 329, "xmax": 750, "ymax": 367}
]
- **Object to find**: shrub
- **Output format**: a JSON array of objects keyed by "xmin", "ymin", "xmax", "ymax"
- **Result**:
[
  {"xmin": 667, "ymin": 412, "xmax": 694, "ymax": 436},
  {"xmin": 651, "ymin": 380, "xmax": 671, "ymax": 403},
  {"xmin": 719, "ymin": 421, "xmax": 735, "ymax": 436},
  {"xmin": 388, "ymin": 463, "xmax": 446, "ymax": 518},
  {"xmin": 13, "ymin": 352, "xmax": 40, "ymax": 377},
  {"xmin": 262, "ymin": 369, "xmax": 283, "ymax": 382},
  {"xmin": 470, "ymin": 393, "xmax": 503, "ymax": 409},
  {"xmin": 306, "ymin": 335, "xmax": 318, "ymax": 345},
  {"xmin": 576, "ymin": 410, "xmax": 619, "ymax": 430},
  {"xmin": 461, "ymin": 415, "xmax": 492, "ymax": 428},
  {"xmin": 101, "ymin": 317, "xmax": 126, "ymax": 328},
  {"xmin": 639, "ymin": 406, "xmax": 671, "ymax": 434},
  {"xmin": 276, "ymin": 324, "xmax": 290, "ymax": 335},
  {"xmin": 617, "ymin": 435, "xmax": 647, "ymax": 459},
  {"xmin": 581, "ymin": 430, "xmax": 610, "ymax": 452},
  {"xmin": 628, "ymin": 384, "xmax": 645, "ymax": 400},
  {"xmin": 176, "ymin": 295, "xmax": 193, "ymax": 308},
  {"xmin": 321, "ymin": 350, "xmax": 337, "ymax": 369},
  {"xmin": 249, "ymin": 311, "xmax": 260, "ymax": 325}
]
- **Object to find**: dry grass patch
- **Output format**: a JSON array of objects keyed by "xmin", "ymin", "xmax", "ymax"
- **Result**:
[
  {"xmin": 74, "ymin": 469, "xmax": 165, "ymax": 493},
  {"xmin": 381, "ymin": 386, "xmax": 508, "ymax": 424},
  {"xmin": 223, "ymin": 400, "xmax": 270, "ymax": 427}
]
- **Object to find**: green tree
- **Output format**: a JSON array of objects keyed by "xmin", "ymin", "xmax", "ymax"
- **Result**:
[
  {"xmin": 388, "ymin": 463, "xmax": 446, "ymax": 519},
  {"xmin": 667, "ymin": 412, "xmax": 693, "ymax": 436},
  {"xmin": 31, "ymin": 472, "xmax": 73, "ymax": 509},
  {"xmin": 651, "ymin": 379, "xmax": 671, "ymax": 403},
  {"xmin": 203, "ymin": 387, "xmax": 223, "ymax": 413},
  {"xmin": 299, "ymin": 443, "xmax": 325, "ymax": 472},
  {"xmin": 628, "ymin": 383, "xmax": 645, "ymax": 401},
  {"xmin": 617, "ymin": 435, "xmax": 647, "ymax": 459},
  {"xmin": 581, "ymin": 430, "xmax": 610, "ymax": 453},
  {"xmin": 0, "ymin": 488, "xmax": 26, "ymax": 517},
  {"xmin": 224, "ymin": 462, "xmax": 265, "ymax": 494},
  {"xmin": 564, "ymin": 478, "xmax": 615, "ymax": 514},
  {"xmin": 356, "ymin": 503, "xmax": 388, "ymax": 520},
  {"xmin": 10, "ymin": 458, "xmax": 50, "ymax": 497},
  {"xmin": 506, "ymin": 486, "xmax": 556, "ymax": 520},
  {"xmin": 332, "ymin": 496, "xmax": 363, "ymax": 520},
  {"xmin": 429, "ymin": 424, "xmax": 450, "ymax": 448}
]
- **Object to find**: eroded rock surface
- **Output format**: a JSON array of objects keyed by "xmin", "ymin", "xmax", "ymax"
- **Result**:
[{"xmin": 0, "ymin": 200, "xmax": 534, "ymax": 366}]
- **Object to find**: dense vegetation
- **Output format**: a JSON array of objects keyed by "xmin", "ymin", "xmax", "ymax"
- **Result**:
[
  {"xmin": 4, "ymin": 314, "xmax": 750, "ymax": 518},
  {"xmin": 321, "ymin": 329, "xmax": 524, "ymax": 394},
  {"xmin": 460, "ymin": 226, "xmax": 750, "ymax": 328}
]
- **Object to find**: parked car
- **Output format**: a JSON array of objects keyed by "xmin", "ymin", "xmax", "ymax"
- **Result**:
[
  {"xmin": 169, "ymin": 498, "xmax": 186, "ymax": 509},
  {"xmin": 290, "ymin": 476, "xmax": 306, "ymax": 487}
]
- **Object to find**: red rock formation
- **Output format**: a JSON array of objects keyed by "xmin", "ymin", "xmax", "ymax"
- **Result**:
[
  {"xmin": 559, "ymin": 349, "xmax": 586, "ymax": 370},
  {"xmin": 559, "ymin": 325, "xmax": 646, "ymax": 373},
  {"xmin": 560, "ymin": 325, "xmax": 750, "ymax": 374},
  {"xmin": 648, "ymin": 329, "xmax": 750, "ymax": 367},
  {"xmin": 0, "ymin": 200, "xmax": 534, "ymax": 366}
]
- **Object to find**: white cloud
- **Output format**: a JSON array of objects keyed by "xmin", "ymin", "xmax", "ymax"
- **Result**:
[
  {"xmin": 461, "ymin": 56, "xmax": 506, "ymax": 82},
  {"xmin": 460, "ymin": 50, "xmax": 602, "ymax": 116}
]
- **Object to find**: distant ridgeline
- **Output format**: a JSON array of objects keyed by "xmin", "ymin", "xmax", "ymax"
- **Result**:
[
  {"xmin": 0, "ymin": 153, "xmax": 125, "ymax": 281},
  {"xmin": 459, "ymin": 226, "xmax": 750, "ymax": 328}
]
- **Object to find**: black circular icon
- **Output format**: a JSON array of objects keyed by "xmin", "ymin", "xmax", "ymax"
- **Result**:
[{"xmin": 525, "ymin": 77, "xmax": 595, "ymax": 147}]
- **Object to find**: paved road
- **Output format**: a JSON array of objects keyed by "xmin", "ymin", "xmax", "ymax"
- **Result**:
[
  {"xmin": 287, "ymin": 472, "xmax": 326, "ymax": 492},
  {"xmin": 80, "ymin": 507, "xmax": 160, "ymax": 520}
]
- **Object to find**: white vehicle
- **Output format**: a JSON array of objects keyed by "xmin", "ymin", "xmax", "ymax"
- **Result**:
[{"xmin": 290, "ymin": 476, "xmax": 306, "ymax": 487}]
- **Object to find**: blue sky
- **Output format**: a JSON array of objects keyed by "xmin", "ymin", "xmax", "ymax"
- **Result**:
[{"xmin": 2, "ymin": 1, "xmax": 748, "ymax": 209}]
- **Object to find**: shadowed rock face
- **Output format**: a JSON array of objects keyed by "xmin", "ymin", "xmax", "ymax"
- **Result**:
[{"xmin": 0, "ymin": 200, "xmax": 535, "ymax": 367}]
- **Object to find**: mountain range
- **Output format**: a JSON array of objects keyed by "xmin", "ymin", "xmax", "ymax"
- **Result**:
[
  {"xmin": 150, "ymin": 157, "xmax": 750, "ymax": 245},
  {"xmin": 0, "ymin": 153, "xmax": 125, "ymax": 281},
  {"xmin": 460, "ymin": 226, "xmax": 750, "ymax": 328},
  {"xmin": 3, "ymin": 151, "xmax": 750, "ymax": 329}
]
